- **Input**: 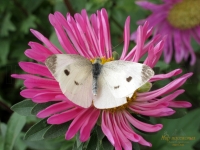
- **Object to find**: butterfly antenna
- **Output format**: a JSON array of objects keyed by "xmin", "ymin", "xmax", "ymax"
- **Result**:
[{"xmin": 111, "ymin": 40, "xmax": 124, "ymax": 51}]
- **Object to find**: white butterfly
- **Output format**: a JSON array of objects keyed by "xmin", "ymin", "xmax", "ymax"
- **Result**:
[{"xmin": 45, "ymin": 54, "xmax": 154, "ymax": 109}]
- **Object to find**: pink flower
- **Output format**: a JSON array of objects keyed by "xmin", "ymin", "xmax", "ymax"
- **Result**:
[
  {"xmin": 12, "ymin": 9, "xmax": 192, "ymax": 150},
  {"xmin": 132, "ymin": 0, "xmax": 200, "ymax": 65}
]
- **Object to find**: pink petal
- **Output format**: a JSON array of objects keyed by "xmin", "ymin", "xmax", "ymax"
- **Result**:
[
  {"xmin": 117, "ymin": 113, "xmax": 140, "ymax": 142},
  {"xmin": 65, "ymin": 107, "xmax": 94, "ymax": 140},
  {"xmin": 25, "ymin": 42, "xmax": 53, "ymax": 62},
  {"xmin": 182, "ymin": 30, "xmax": 196, "ymax": 65},
  {"xmin": 19, "ymin": 62, "xmax": 53, "ymax": 78},
  {"xmin": 32, "ymin": 92, "xmax": 62, "ymax": 103},
  {"xmin": 37, "ymin": 101, "xmax": 73, "ymax": 118},
  {"xmin": 101, "ymin": 9, "xmax": 112, "ymax": 58},
  {"xmin": 24, "ymin": 78, "xmax": 59, "ymax": 90},
  {"xmin": 79, "ymin": 109, "xmax": 100, "ymax": 142},
  {"xmin": 124, "ymin": 111, "xmax": 162, "ymax": 132},
  {"xmin": 11, "ymin": 74, "xmax": 39, "ymax": 80},
  {"xmin": 150, "ymin": 69, "xmax": 182, "ymax": 82},
  {"xmin": 30, "ymin": 29, "xmax": 61, "ymax": 54},
  {"xmin": 120, "ymin": 17, "xmax": 130, "ymax": 60},
  {"xmin": 129, "ymin": 107, "xmax": 175, "ymax": 117},
  {"xmin": 112, "ymin": 114, "xmax": 132, "ymax": 150},
  {"xmin": 101, "ymin": 111, "xmax": 115, "ymax": 145},
  {"xmin": 137, "ymin": 73, "xmax": 193, "ymax": 101},
  {"xmin": 169, "ymin": 101, "xmax": 192, "ymax": 108},
  {"xmin": 48, "ymin": 107, "xmax": 83, "ymax": 124},
  {"xmin": 20, "ymin": 89, "xmax": 58, "ymax": 98},
  {"xmin": 49, "ymin": 13, "xmax": 78, "ymax": 54},
  {"xmin": 136, "ymin": 1, "xmax": 159, "ymax": 11},
  {"xmin": 120, "ymin": 113, "xmax": 151, "ymax": 147},
  {"xmin": 132, "ymin": 26, "xmax": 143, "ymax": 62},
  {"xmin": 25, "ymin": 49, "xmax": 49, "ymax": 62},
  {"xmin": 174, "ymin": 30, "xmax": 184, "ymax": 63}
]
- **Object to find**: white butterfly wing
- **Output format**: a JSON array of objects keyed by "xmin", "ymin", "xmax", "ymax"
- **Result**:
[
  {"xmin": 93, "ymin": 60, "xmax": 154, "ymax": 109},
  {"xmin": 103, "ymin": 61, "xmax": 154, "ymax": 98},
  {"xmin": 93, "ymin": 74, "xmax": 127, "ymax": 109},
  {"xmin": 45, "ymin": 54, "xmax": 93, "ymax": 108}
]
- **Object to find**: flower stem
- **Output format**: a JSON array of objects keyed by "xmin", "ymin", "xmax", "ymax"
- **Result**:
[
  {"xmin": 0, "ymin": 100, "xmax": 12, "ymax": 114},
  {"xmin": 63, "ymin": 0, "xmax": 75, "ymax": 16}
]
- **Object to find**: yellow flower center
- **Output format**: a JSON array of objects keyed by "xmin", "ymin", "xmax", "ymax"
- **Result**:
[
  {"xmin": 90, "ymin": 57, "xmax": 113, "ymax": 64},
  {"xmin": 104, "ymin": 92, "xmax": 137, "ymax": 113},
  {"xmin": 167, "ymin": 0, "xmax": 200, "ymax": 30}
]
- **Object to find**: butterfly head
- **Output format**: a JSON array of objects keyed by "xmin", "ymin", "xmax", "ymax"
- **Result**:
[
  {"xmin": 93, "ymin": 58, "xmax": 102, "ymax": 65},
  {"xmin": 90, "ymin": 57, "xmax": 113, "ymax": 65}
]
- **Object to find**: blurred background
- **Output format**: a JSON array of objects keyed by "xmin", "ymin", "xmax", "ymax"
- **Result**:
[{"xmin": 0, "ymin": 0, "xmax": 200, "ymax": 150}]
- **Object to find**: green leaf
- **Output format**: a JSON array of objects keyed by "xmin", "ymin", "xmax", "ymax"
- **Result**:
[
  {"xmin": 132, "ymin": 142, "xmax": 140, "ymax": 150},
  {"xmin": 0, "ymin": 123, "xmax": 7, "ymax": 150},
  {"xmin": 0, "ymin": 12, "xmax": 16, "ymax": 36},
  {"xmin": 24, "ymin": 138, "xmax": 65, "ymax": 150},
  {"xmin": 3, "ymin": 113, "xmax": 26, "ymax": 150},
  {"xmin": 11, "ymin": 99, "xmax": 36, "ymax": 116},
  {"xmin": 101, "ymin": 137, "xmax": 114, "ymax": 150},
  {"xmin": 24, "ymin": 118, "xmax": 51, "ymax": 141},
  {"xmin": 59, "ymin": 139, "xmax": 74, "ymax": 150},
  {"xmin": 14, "ymin": 133, "xmax": 27, "ymax": 150},
  {"xmin": 86, "ymin": 130, "xmax": 98, "ymax": 150},
  {"xmin": 193, "ymin": 140, "xmax": 200, "ymax": 150},
  {"xmin": 0, "ymin": 123, "xmax": 7, "ymax": 137},
  {"xmin": 20, "ymin": 15, "xmax": 37, "ymax": 34},
  {"xmin": 54, "ymin": 0, "xmax": 68, "ymax": 15},
  {"xmin": 21, "ymin": 0, "xmax": 44, "ymax": 13},
  {"xmin": 163, "ymin": 108, "xmax": 187, "ymax": 119},
  {"xmin": 96, "ymin": 125, "xmax": 105, "ymax": 141},
  {"xmin": 73, "ymin": 133, "xmax": 83, "ymax": 150},
  {"xmin": 112, "ymin": 51, "xmax": 119, "ymax": 60},
  {"xmin": 0, "ymin": 39, "xmax": 10, "ymax": 65},
  {"xmin": 137, "ymin": 82, "xmax": 152, "ymax": 93},
  {"xmin": 31, "ymin": 102, "xmax": 56, "ymax": 115},
  {"xmin": 44, "ymin": 122, "xmax": 71, "ymax": 139},
  {"xmin": 147, "ymin": 109, "xmax": 200, "ymax": 150}
]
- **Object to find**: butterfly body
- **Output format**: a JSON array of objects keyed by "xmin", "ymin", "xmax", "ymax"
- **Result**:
[
  {"xmin": 92, "ymin": 58, "xmax": 102, "ymax": 96},
  {"xmin": 45, "ymin": 54, "xmax": 154, "ymax": 109}
]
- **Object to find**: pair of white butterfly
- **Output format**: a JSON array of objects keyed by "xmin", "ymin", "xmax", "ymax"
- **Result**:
[{"xmin": 45, "ymin": 54, "xmax": 154, "ymax": 109}]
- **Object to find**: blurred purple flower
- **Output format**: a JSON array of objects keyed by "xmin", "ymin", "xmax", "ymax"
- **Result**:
[{"xmin": 132, "ymin": 0, "xmax": 200, "ymax": 65}]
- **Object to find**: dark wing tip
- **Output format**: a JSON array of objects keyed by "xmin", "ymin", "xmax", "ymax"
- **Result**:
[
  {"xmin": 141, "ymin": 65, "xmax": 154, "ymax": 82},
  {"xmin": 45, "ymin": 55, "xmax": 57, "ymax": 74}
]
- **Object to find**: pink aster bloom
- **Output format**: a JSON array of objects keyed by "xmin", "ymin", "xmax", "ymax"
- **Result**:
[
  {"xmin": 12, "ymin": 9, "xmax": 192, "ymax": 150},
  {"xmin": 132, "ymin": 0, "xmax": 200, "ymax": 65}
]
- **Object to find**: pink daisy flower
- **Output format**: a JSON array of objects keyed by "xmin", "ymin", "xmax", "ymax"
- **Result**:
[
  {"xmin": 12, "ymin": 9, "xmax": 192, "ymax": 150},
  {"xmin": 132, "ymin": 0, "xmax": 200, "ymax": 65}
]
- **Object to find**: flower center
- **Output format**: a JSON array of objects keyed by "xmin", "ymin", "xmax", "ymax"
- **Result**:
[
  {"xmin": 104, "ymin": 92, "xmax": 137, "ymax": 113},
  {"xmin": 90, "ymin": 57, "xmax": 113, "ymax": 64},
  {"xmin": 167, "ymin": 0, "xmax": 200, "ymax": 30}
]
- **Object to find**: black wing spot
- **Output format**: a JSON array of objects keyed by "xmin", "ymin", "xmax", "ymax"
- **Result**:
[
  {"xmin": 126, "ymin": 76, "xmax": 132, "ymax": 82},
  {"xmin": 114, "ymin": 85, "xmax": 120, "ymax": 89},
  {"xmin": 64, "ymin": 69, "xmax": 70, "ymax": 76},
  {"xmin": 74, "ymin": 81, "xmax": 79, "ymax": 85}
]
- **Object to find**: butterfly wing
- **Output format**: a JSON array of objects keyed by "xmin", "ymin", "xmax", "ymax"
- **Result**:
[
  {"xmin": 93, "ymin": 60, "xmax": 154, "ymax": 109},
  {"xmin": 93, "ymin": 74, "xmax": 127, "ymax": 109},
  {"xmin": 45, "ymin": 54, "xmax": 93, "ymax": 108}
]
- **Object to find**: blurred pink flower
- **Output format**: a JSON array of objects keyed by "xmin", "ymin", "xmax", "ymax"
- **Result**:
[
  {"xmin": 12, "ymin": 9, "xmax": 192, "ymax": 150},
  {"xmin": 132, "ymin": 0, "xmax": 200, "ymax": 65}
]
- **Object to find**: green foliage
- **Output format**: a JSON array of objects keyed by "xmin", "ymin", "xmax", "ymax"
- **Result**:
[
  {"xmin": 11, "ymin": 99, "xmax": 36, "ymax": 116},
  {"xmin": 44, "ymin": 122, "xmax": 71, "ymax": 139},
  {"xmin": 3, "ymin": 113, "xmax": 26, "ymax": 150},
  {"xmin": 24, "ymin": 119, "xmax": 50, "ymax": 141},
  {"xmin": 145, "ymin": 109, "xmax": 200, "ymax": 150}
]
